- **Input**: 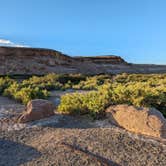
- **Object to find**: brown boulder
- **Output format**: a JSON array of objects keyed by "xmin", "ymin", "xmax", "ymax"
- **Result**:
[
  {"xmin": 18, "ymin": 99, "xmax": 55, "ymax": 123},
  {"xmin": 106, "ymin": 105, "xmax": 166, "ymax": 139}
]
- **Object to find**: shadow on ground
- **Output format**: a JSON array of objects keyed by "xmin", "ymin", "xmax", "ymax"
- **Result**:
[{"xmin": 0, "ymin": 139, "xmax": 41, "ymax": 166}]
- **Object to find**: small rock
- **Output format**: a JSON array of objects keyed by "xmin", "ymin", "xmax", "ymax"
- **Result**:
[
  {"xmin": 106, "ymin": 104, "xmax": 166, "ymax": 139},
  {"xmin": 18, "ymin": 99, "xmax": 55, "ymax": 123}
]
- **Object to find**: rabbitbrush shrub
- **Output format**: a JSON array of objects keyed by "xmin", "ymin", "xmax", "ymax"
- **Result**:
[
  {"xmin": 3, "ymin": 82, "xmax": 49, "ymax": 104},
  {"xmin": 0, "ymin": 77, "xmax": 15, "ymax": 94},
  {"xmin": 58, "ymin": 84, "xmax": 112, "ymax": 117},
  {"xmin": 58, "ymin": 74, "xmax": 166, "ymax": 118},
  {"xmin": 1, "ymin": 73, "xmax": 166, "ymax": 117}
]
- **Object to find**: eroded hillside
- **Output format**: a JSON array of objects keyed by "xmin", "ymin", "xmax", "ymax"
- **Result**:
[{"xmin": 0, "ymin": 46, "xmax": 166, "ymax": 75}]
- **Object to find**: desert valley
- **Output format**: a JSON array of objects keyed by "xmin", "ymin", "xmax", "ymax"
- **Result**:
[
  {"xmin": 2, "ymin": 0, "xmax": 166, "ymax": 165},
  {"xmin": 0, "ymin": 46, "xmax": 166, "ymax": 166}
]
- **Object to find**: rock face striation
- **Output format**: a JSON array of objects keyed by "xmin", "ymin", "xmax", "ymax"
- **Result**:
[
  {"xmin": 106, "ymin": 105, "xmax": 166, "ymax": 139},
  {"xmin": 74, "ymin": 55, "xmax": 127, "ymax": 64},
  {"xmin": 0, "ymin": 46, "xmax": 166, "ymax": 75}
]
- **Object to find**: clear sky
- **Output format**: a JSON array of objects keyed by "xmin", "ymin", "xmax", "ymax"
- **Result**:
[{"xmin": 0, "ymin": 0, "xmax": 166, "ymax": 64}]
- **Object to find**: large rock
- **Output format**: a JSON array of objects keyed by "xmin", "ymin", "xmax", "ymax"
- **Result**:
[
  {"xmin": 106, "ymin": 105, "xmax": 166, "ymax": 139},
  {"xmin": 18, "ymin": 99, "xmax": 55, "ymax": 123}
]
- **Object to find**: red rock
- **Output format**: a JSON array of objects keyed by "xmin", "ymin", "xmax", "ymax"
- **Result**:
[
  {"xmin": 17, "ymin": 99, "xmax": 55, "ymax": 123},
  {"xmin": 106, "ymin": 105, "xmax": 166, "ymax": 139}
]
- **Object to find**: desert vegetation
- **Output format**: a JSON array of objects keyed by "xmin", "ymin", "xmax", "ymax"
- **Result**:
[
  {"xmin": 58, "ymin": 73, "xmax": 166, "ymax": 118},
  {"xmin": 0, "ymin": 73, "xmax": 166, "ymax": 117}
]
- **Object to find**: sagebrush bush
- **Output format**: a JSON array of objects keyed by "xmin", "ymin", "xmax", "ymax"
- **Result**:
[
  {"xmin": 58, "ymin": 74, "xmax": 166, "ymax": 118},
  {"xmin": 14, "ymin": 87, "xmax": 49, "ymax": 104},
  {"xmin": 1, "ymin": 73, "xmax": 166, "ymax": 117},
  {"xmin": 73, "ymin": 75, "xmax": 112, "ymax": 90},
  {"xmin": 58, "ymin": 84, "xmax": 112, "ymax": 117},
  {"xmin": 111, "ymin": 82, "xmax": 166, "ymax": 109},
  {"xmin": 21, "ymin": 74, "xmax": 63, "ymax": 90},
  {"xmin": 0, "ymin": 77, "xmax": 15, "ymax": 94},
  {"xmin": 21, "ymin": 73, "xmax": 87, "ymax": 91},
  {"xmin": 4, "ymin": 82, "xmax": 49, "ymax": 104}
]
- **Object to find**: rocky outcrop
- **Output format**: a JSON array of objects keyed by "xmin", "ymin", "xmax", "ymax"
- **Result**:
[
  {"xmin": 0, "ymin": 46, "xmax": 166, "ymax": 75},
  {"xmin": 0, "ymin": 46, "xmax": 73, "ymax": 75},
  {"xmin": 17, "ymin": 99, "xmax": 55, "ymax": 123},
  {"xmin": 106, "ymin": 105, "xmax": 166, "ymax": 138},
  {"xmin": 0, "ymin": 46, "xmax": 102, "ymax": 75},
  {"xmin": 74, "ymin": 55, "xmax": 127, "ymax": 64}
]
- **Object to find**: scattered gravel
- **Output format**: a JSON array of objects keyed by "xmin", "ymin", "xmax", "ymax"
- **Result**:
[
  {"xmin": 0, "ymin": 116, "xmax": 166, "ymax": 166},
  {"xmin": 0, "ymin": 95, "xmax": 166, "ymax": 166}
]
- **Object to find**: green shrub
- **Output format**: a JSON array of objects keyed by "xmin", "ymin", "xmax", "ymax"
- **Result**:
[
  {"xmin": 58, "ymin": 93, "xmax": 87, "ymax": 115},
  {"xmin": 114, "ymin": 73, "xmax": 166, "ymax": 84},
  {"xmin": 21, "ymin": 73, "xmax": 86, "ymax": 91},
  {"xmin": 14, "ymin": 87, "xmax": 49, "ymax": 104},
  {"xmin": 58, "ymin": 75, "xmax": 166, "ymax": 118},
  {"xmin": 1, "ymin": 73, "xmax": 166, "ymax": 117},
  {"xmin": 58, "ymin": 84, "xmax": 112, "ymax": 117},
  {"xmin": 21, "ymin": 74, "xmax": 63, "ymax": 90},
  {"xmin": 3, "ymin": 82, "xmax": 20, "ymax": 97},
  {"xmin": 111, "ymin": 82, "xmax": 166, "ymax": 108},
  {"xmin": 0, "ymin": 77, "xmax": 15, "ymax": 94},
  {"xmin": 4, "ymin": 83, "xmax": 49, "ymax": 104},
  {"xmin": 57, "ymin": 74, "xmax": 86, "ymax": 84},
  {"xmin": 73, "ymin": 75, "xmax": 112, "ymax": 90}
]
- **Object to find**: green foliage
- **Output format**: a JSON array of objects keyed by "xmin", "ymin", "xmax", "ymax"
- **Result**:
[
  {"xmin": 73, "ymin": 75, "xmax": 112, "ymax": 90},
  {"xmin": 58, "ymin": 84, "xmax": 112, "ymax": 117},
  {"xmin": 114, "ymin": 73, "xmax": 166, "ymax": 84},
  {"xmin": 1, "ymin": 73, "xmax": 166, "ymax": 118},
  {"xmin": 4, "ymin": 82, "xmax": 49, "ymax": 104},
  {"xmin": 21, "ymin": 74, "xmax": 63, "ymax": 90},
  {"xmin": 13, "ymin": 87, "xmax": 49, "ymax": 104},
  {"xmin": 3, "ymin": 82, "xmax": 20, "ymax": 98},
  {"xmin": 111, "ymin": 82, "xmax": 166, "ymax": 108},
  {"xmin": 0, "ymin": 77, "xmax": 15, "ymax": 94},
  {"xmin": 58, "ymin": 74, "xmax": 166, "ymax": 118},
  {"xmin": 21, "ymin": 73, "xmax": 87, "ymax": 91},
  {"xmin": 0, "ymin": 73, "xmax": 87, "ymax": 104},
  {"xmin": 57, "ymin": 74, "xmax": 86, "ymax": 84}
]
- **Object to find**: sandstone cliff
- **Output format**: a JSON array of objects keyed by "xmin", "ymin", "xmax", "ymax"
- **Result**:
[
  {"xmin": 74, "ymin": 55, "xmax": 127, "ymax": 64},
  {"xmin": 0, "ymin": 46, "xmax": 166, "ymax": 75}
]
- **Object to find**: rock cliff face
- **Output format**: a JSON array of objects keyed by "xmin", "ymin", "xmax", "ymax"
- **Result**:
[
  {"xmin": 0, "ymin": 46, "xmax": 166, "ymax": 75},
  {"xmin": 74, "ymin": 56, "xmax": 127, "ymax": 64}
]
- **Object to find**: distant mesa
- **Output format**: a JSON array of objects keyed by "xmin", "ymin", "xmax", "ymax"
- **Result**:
[
  {"xmin": 0, "ymin": 46, "xmax": 166, "ymax": 75},
  {"xmin": 74, "ymin": 55, "xmax": 127, "ymax": 64}
]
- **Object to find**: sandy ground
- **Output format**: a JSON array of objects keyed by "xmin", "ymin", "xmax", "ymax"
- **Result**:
[
  {"xmin": 0, "ymin": 119, "xmax": 166, "ymax": 166},
  {"xmin": 0, "ymin": 94, "xmax": 166, "ymax": 166},
  {"xmin": 0, "ymin": 112, "xmax": 166, "ymax": 166},
  {"xmin": 0, "ymin": 96, "xmax": 25, "ymax": 120}
]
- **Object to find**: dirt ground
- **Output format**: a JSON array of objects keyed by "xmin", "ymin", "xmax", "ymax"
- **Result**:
[
  {"xmin": 0, "ymin": 94, "xmax": 166, "ymax": 166},
  {"xmin": 0, "ymin": 114, "xmax": 166, "ymax": 166}
]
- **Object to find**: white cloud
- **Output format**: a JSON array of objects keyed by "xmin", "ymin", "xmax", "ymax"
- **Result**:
[
  {"xmin": 0, "ymin": 39, "xmax": 13, "ymax": 45},
  {"xmin": 14, "ymin": 44, "xmax": 29, "ymax": 48},
  {"xmin": 0, "ymin": 38, "xmax": 29, "ymax": 47}
]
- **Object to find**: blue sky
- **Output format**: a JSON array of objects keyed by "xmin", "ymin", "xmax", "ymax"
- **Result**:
[{"xmin": 0, "ymin": 0, "xmax": 166, "ymax": 64}]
